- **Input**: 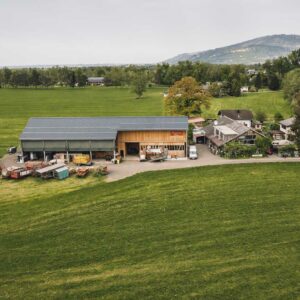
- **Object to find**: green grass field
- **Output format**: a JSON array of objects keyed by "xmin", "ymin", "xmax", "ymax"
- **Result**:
[
  {"xmin": 0, "ymin": 87, "xmax": 292, "ymax": 157},
  {"xmin": 0, "ymin": 163, "xmax": 299, "ymax": 299},
  {"xmin": 203, "ymin": 90, "xmax": 293, "ymax": 119},
  {"xmin": 0, "ymin": 87, "xmax": 163, "ymax": 157}
]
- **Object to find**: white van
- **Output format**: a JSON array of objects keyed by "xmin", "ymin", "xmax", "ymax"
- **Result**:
[{"xmin": 189, "ymin": 145, "xmax": 198, "ymax": 160}]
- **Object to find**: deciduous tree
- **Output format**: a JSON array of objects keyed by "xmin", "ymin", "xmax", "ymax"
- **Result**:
[
  {"xmin": 132, "ymin": 73, "xmax": 147, "ymax": 99},
  {"xmin": 255, "ymin": 111, "xmax": 267, "ymax": 123},
  {"xmin": 165, "ymin": 76, "xmax": 211, "ymax": 116}
]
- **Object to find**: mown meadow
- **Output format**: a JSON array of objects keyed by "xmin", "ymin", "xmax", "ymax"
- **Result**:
[
  {"xmin": 0, "ymin": 87, "xmax": 292, "ymax": 157},
  {"xmin": 0, "ymin": 163, "xmax": 299, "ymax": 299}
]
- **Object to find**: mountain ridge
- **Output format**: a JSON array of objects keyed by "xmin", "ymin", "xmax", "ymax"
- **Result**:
[{"xmin": 164, "ymin": 34, "xmax": 300, "ymax": 65}]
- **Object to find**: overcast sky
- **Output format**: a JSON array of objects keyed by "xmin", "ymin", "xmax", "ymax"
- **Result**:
[{"xmin": 1, "ymin": 0, "xmax": 300, "ymax": 66}]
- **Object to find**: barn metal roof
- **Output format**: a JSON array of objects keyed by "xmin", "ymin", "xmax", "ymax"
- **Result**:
[{"xmin": 20, "ymin": 117, "xmax": 188, "ymax": 141}]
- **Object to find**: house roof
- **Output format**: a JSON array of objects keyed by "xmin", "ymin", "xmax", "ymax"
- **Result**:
[
  {"xmin": 202, "ymin": 116, "xmax": 234, "ymax": 137},
  {"xmin": 20, "ymin": 117, "xmax": 188, "ymax": 141},
  {"xmin": 87, "ymin": 77, "xmax": 105, "ymax": 83},
  {"xmin": 203, "ymin": 115, "xmax": 264, "ymax": 147},
  {"xmin": 188, "ymin": 117, "xmax": 205, "ymax": 124},
  {"xmin": 218, "ymin": 110, "xmax": 253, "ymax": 121},
  {"xmin": 226, "ymin": 121, "xmax": 249, "ymax": 135},
  {"xmin": 215, "ymin": 125, "xmax": 237, "ymax": 135},
  {"xmin": 280, "ymin": 117, "xmax": 295, "ymax": 127},
  {"xmin": 36, "ymin": 163, "xmax": 66, "ymax": 174}
]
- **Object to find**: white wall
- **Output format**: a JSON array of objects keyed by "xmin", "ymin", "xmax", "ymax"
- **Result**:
[{"xmin": 236, "ymin": 120, "xmax": 251, "ymax": 128}]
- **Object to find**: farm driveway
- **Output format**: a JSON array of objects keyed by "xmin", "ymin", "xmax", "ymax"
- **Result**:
[{"xmin": 106, "ymin": 144, "xmax": 300, "ymax": 182}]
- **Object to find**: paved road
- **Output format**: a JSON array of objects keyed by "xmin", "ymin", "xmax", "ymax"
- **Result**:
[{"xmin": 106, "ymin": 144, "xmax": 300, "ymax": 182}]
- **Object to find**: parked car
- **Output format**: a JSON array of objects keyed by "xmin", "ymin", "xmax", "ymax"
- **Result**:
[{"xmin": 189, "ymin": 145, "xmax": 198, "ymax": 160}]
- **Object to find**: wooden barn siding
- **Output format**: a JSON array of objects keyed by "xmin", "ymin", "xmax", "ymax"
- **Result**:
[{"xmin": 117, "ymin": 130, "xmax": 187, "ymax": 157}]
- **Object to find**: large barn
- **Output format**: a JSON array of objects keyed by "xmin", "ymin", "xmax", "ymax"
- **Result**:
[{"xmin": 20, "ymin": 117, "xmax": 188, "ymax": 160}]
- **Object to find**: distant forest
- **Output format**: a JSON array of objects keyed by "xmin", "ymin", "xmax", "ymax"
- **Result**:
[{"xmin": 0, "ymin": 49, "xmax": 299, "ymax": 97}]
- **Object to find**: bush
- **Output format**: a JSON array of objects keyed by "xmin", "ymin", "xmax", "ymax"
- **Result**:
[
  {"xmin": 269, "ymin": 123, "xmax": 280, "ymax": 131},
  {"xmin": 249, "ymin": 86, "xmax": 257, "ymax": 92},
  {"xmin": 188, "ymin": 123, "xmax": 194, "ymax": 143},
  {"xmin": 278, "ymin": 144, "xmax": 298, "ymax": 157},
  {"xmin": 255, "ymin": 111, "xmax": 267, "ymax": 123},
  {"xmin": 274, "ymin": 112, "xmax": 284, "ymax": 122},
  {"xmin": 223, "ymin": 142, "xmax": 257, "ymax": 159},
  {"xmin": 255, "ymin": 136, "xmax": 272, "ymax": 155}
]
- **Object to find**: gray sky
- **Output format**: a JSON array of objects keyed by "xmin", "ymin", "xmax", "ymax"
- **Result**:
[{"xmin": 1, "ymin": 0, "xmax": 300, "ymax": 66}]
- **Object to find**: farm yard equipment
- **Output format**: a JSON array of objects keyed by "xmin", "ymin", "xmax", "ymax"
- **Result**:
[
  {"xmin": 73, "ymin": 154, "xmax": 92, "ymax": 166},
  {"xmin": 25, "ymin": 161, "xmax": 48, "ymax": 171},
  {"xmin": 111, "ymin": 153, "xmax": 122, "ymax": 164},
  {"xmin": 36, "ymin": 163, "xmax": 66, "ymax": 179},
  {"xmin": 7, "ymin": 147, "xmax": 17, "ymax": 154},
  {"xmin": 143, "ymin": 147, "xmax": 168, "ymax": 162},
  {"xmin": 93, "ymin": 165, "xmax": 109, "ymax": 176},
  {"xmin": 10, "ymin": 168, "xmax": 32, "ymax": 179},
  {"xmin": 17, "ymin": 154, "xmax": 29, "ymax": 163},
  {"xmin": 49, "ymin": 158, "xmax": 65, "ymax": 165},
  {"xmin": 76, "ymin": 167, "xmax": 89, "ymax": 178},
  {"xmin": 1, "ymin": 167, "xmax": 32, "ymax": 179},
  {"xmin": 1, "ymin": 168, "xmax": 12, "ymax": 179}
]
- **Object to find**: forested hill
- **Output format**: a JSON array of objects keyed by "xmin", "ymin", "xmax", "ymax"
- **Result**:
[{"xmin": 164, "ymin": 34, "xmax": 300, "ymax": 65}]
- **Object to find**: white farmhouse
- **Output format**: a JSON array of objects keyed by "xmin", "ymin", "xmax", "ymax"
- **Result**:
[{"xmin": 280, "ymin": 117, "xmax": 295, "ymax": 140}]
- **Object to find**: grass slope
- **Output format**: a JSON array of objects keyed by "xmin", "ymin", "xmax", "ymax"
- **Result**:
[
  {"xmin": 0, "ymin": 163, "xmax": 299, "ymax": 299},
  {"xmin": 203, "ymin": 91, "xmax": 292, "ymax": 119},
  {"xmin": 0, "ymin": 87, "xmax": 292, "ymax": 157},
  {"xmin": 0, "ymin": 87, "xmax": 164, "ymax": 157}
]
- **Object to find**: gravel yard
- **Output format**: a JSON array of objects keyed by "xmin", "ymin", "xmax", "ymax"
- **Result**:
[{"xmin": 1, "ymin": 145, "xmax": 300, "ymax": 182}]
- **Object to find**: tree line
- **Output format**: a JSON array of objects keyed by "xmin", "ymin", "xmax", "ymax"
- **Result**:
[
  {"xmin": 0, "ymin": 65, "xmax": 153, "ymax": 89},
  {"xmin": 0, "ymin": 48, "xmax": 299, "ymax": 96}
]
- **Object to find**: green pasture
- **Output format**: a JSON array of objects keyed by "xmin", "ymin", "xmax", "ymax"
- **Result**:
[
  {"xmin": 0, "ymin": 163, "xmax": 299, "ymax": 299},
  {"xmin": 0, "ymin": 87, "xmax": 292, "ymax": 157}
]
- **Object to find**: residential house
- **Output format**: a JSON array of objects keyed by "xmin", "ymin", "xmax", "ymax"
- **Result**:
[
  {"xmin": 270, "ymin": 130, "xmax": 285, "ymax": 141},
  {"xmin": 203, "ymin": 116, "xmax": 265, "ymax": 154},
  {"xmin": 87, "ymin": 77, "xmax": 105, "ymax": 86},
  {"xmin": 280, "ymin": 117, "xmax": 295, "ymax": 140},
  {"xmin": 218, "ymin": 110, "xmax": 253, "ymax": 128},
  {"xmin": 252, "ymin": 120, "xmax": 263, "ymax": 131}
]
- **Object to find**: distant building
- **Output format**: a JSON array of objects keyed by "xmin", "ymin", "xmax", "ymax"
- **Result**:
[
  {"xmin": 87, "ymin": 77, "xmax": 105, "ymax": 86},
  {"xmin": 247, "ymin": 69, "xmax": 258, "ymax": 76},
  {"xmin": 240, "ymin": 86, "xmax": 249, "ymax": 93}
]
